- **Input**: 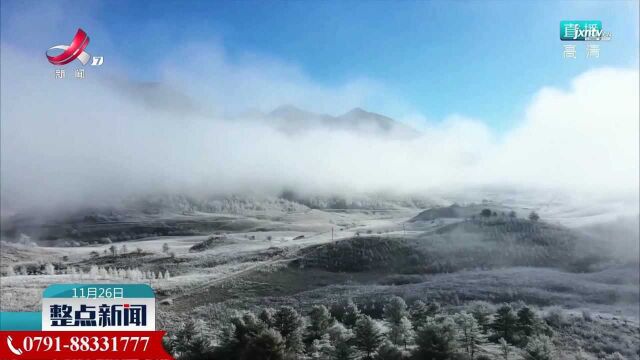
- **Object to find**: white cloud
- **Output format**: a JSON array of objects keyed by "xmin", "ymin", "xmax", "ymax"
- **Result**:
[
  {"xmin": 1, "ymin": 34, "xmax": 638, "ymax": 214},
  {"xmin": 487, "ymin": 68, "xmax": 639, "ymax": 193}
]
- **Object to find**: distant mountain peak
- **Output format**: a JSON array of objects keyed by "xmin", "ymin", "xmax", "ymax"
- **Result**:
[
  {"xmin": 266, "ymin": 105, "xmax": 417, "ymax": 137},
  {"xmin": 345, "ymin": 107, "xmax": 369, "ymax": 116}
]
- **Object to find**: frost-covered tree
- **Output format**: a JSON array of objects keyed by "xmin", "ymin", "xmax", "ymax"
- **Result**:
[
  {"xmin": 543, "ymin": 306, "xmax": 567, "ymax": 329},
  {"xmin": 384, "ymin": 296, "xmax": 412, "ymax": 347},
  {"xmin": 427, "ymin": 302, "xmax": 441, "ymax": 317},
  {"xmin": 516, "ymin": 306, "xmax": 540, "ymax": 344},
  {"xmin": 89, "ymin": 265, "xmax": 98, "ymax": 279},
  {"xmin": 307, "ymin": 305, "xmax": 334, "ymax": 343},
  {"xmin": 310, "ymin": 334, "xmax": 334, "ymax": 359},
  {"xmin": 170, "ymin": 319, "xmax": 211, "ymax": 359},
  {"xmin": 524, "ymin": 335, "xmax": 554, "ymax": 360},
  {"xmin": 325, "ymin": 322, "xmax": 356, "ymax": 360},
  {"xmin": 374, "ymin": 341, "xmax": 403, "ymax": 360},
  {"xmin": 574, "ymin": 348, "xmax": 588, "ymax": 360},
  {"xmin": 333, "ymin": 339, "xmax": 357, "ymax": 360},
  {"xmin": 327, "ymin": 322, "xmax": 353, "ymax": 344},
  {"xmin": 388, "ymin": 316, "xmax": 413, "ymax": 349},
  {"xmin": 603, "ymin": 353, "xmax": 625, "ymax": 360},
  {"xmin": 162, "ymin": 243, "xmax": 170, "ymax": 253},
  {"xmin": 274, "ymin": 306, "xmax": 304, "ymax": 353},
  {"xmin": 259, "ymin": 308, "xmax": 276, "ymax": 328},
  {"xmin": 491, "ymin": 304, "xmax": 518, "ymax": 343},
  {"xmin": 164, "ymin": 270, "xmax": 171, "ymax": 279},
  {"xmin": 214, "ymin": 311, "xmax": 267, "ymax": 359},
  {"xmin": 241, "ymin": 312, "xmax": 266, "ymax": 339},
  {"xmin": 383, "ymin": 296, "xmax": 408, "ymax": 325},
  {"xmin": 354, "ymin": 315, "xmax": 384, "ymax": 359},
  {"xmin": 469, "ymin": 301, "xmax": 493, "ymax": 333},
  {"xmin": 529, "ymin": 211, "xmax": 540, "ymax": 222},
  {"xmin": 410, "ymin": 300, "xmax": 430, "ymax": 326},
  {"xmin": 44, "ymin": 263, "xmax": 55, "ymax": 275},
  {"xmin": 5, "ymin": 266, "xmax": 15, "ymax": 276},
  {"xmin": 242, "ymin": 328, "xmax": 286, "ymax": 360},
  {"xmin": 455, "ymin": 312, "xmax": 485, "ymax": 360},
  {"xmin": 413, "ymin": 317, "xmax": 458, "ymax": 360},
  {"xmin": 499, "ymin": 338, "xmax": 511, "ymax": 360},
  {"xmin": 18, "ymin": 233, "xmax": 36, "ymax": 247},
  {"xmin": 342, "ymin": 300, "xmax": 362, "ymax": 328},
  {"xmin": 480, "ymin": 209, "xmax": 492, "ymax": 218}
]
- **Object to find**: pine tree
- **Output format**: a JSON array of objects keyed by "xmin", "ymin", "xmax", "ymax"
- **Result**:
[
  {"xmin": 327, "ymin": 322, "xmax": 353, "ymax": 344},
  {"xmin": 241, "ymin": 312, "xmax": 266, "ymax": 338},
  {"xmin": 413, "ymin": 317, "xmax": 458, "ymax": 360},
  {"xmin": 529, "ymin": 211, "xmax": 540, "ymax": 222},
  {"xmin": 491, "ymin": 304, "xmax": 518, "ymax": 343},
  {"xmin": 171, "ymin": 319, "xmax": 211, "ymax": 359},
  {"xmin": 325, "ymin": 322, "xmax": 356, "ymax": 360},
  {"xmin": 274, "ymin": 306, "xmax": 304, "ymax": 353},
  {"xmin": 259, "ymin": 307, "xmax": 277, "ymax": 328},
  {"xmin": 44, "ymin": 263, "xmax": 55, "ymax": 275},
  {"xmin": 307, "ymin": 305, "xmax": 334, "ymax": 343},
  {"xmin": 333, "ymin": 339, "xmax": 357, "ymax": 360},
  {"xmin": 89, "ymin": 265, "xmax": 98, "ymax": 279},
  {"xmin": 354, "ymin": 315, "xmax": 384, "ymax": 359},
  {"xmin": 342, "ymin": 300, "xmax": 361, "ymax": 328},
  {"xmin": 455, "ymin": 312, "xmax": 485, "ymax": 360},
  {"xmin": 469, "ymin": 301, "xmax": 493, "ymax": 333},
  {"xmin": 499, "ymin": 338, "xmax": 511, "ymax": 360},
  {"xmin": 241, "ymin": 328, "xmax": 286, "ymax": 360},
  {"xmin": 524, "ymin": 335, "xmax": 554, "ymax": 360},
  {"xmin": 426, "ymin": 301, "xmax": 441, "ymax": 317},
  {"xmin": 516, "ymin": 306, "xmax": 538, "ymax": 345},
  {"xmin": 384, "ymin": 296, "xmax": 412, "ymax": 347},
  {"xmin": 383, "ymin": 296, "xmax": 408, "ymax": 325},
  {"xmin": 410, "ymin": 300, "xmax": 429, "ymax": 326},
  {"xmin": 574, "ymin": 348, "xmax": 588, "ymax": 360},
  {"xmin": 374, "ymin": 341, "xmax": 403, "ymax": 360},
  {"xmin": 388, "ymin": 316, "xmax": 413, "ymax": 349},
  {"xmin": 310, "ymin": 334, "xmax": 334, "ymax": 360}
]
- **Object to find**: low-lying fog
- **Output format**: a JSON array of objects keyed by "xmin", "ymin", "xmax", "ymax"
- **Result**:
[{"xmin": 1, "ymin": 41, "xmax": 638, "ymax": 217}]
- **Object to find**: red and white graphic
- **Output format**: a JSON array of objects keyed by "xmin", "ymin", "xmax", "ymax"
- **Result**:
[
  {"xmin": 46, "ymin": 28, "xmax": 92, "ymax": 66},
  {"xmin": 0, "ymin": 331, "xmax": 173, "ymax": 359}
]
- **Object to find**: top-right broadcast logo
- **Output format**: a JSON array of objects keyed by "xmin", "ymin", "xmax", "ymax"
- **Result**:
[{"xmin": 560, "ymin": 20, "xmax": 612, "ymax": 41}]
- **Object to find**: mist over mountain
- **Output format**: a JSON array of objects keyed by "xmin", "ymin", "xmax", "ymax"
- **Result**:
[
  {"xmin": 263, "ymin": 105, "xmax": 418, "ymax": 137},
  {"xmin": 105, "ymin": 79, "xmax": 417, "ymax": 137},
  {"xmin": 1, "ymin": 40, "xmax": 638, "ymax": 219}
]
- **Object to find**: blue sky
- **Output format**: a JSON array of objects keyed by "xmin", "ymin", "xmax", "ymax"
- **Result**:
[{"xmin": 1, "ymin": 0, "xmax": 638, "ymax": 131}]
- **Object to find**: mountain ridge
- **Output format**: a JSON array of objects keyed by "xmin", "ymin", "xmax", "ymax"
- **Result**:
[{"xmin": 265, "ymin": 105, "xmax": 417, "ymax": 137}]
